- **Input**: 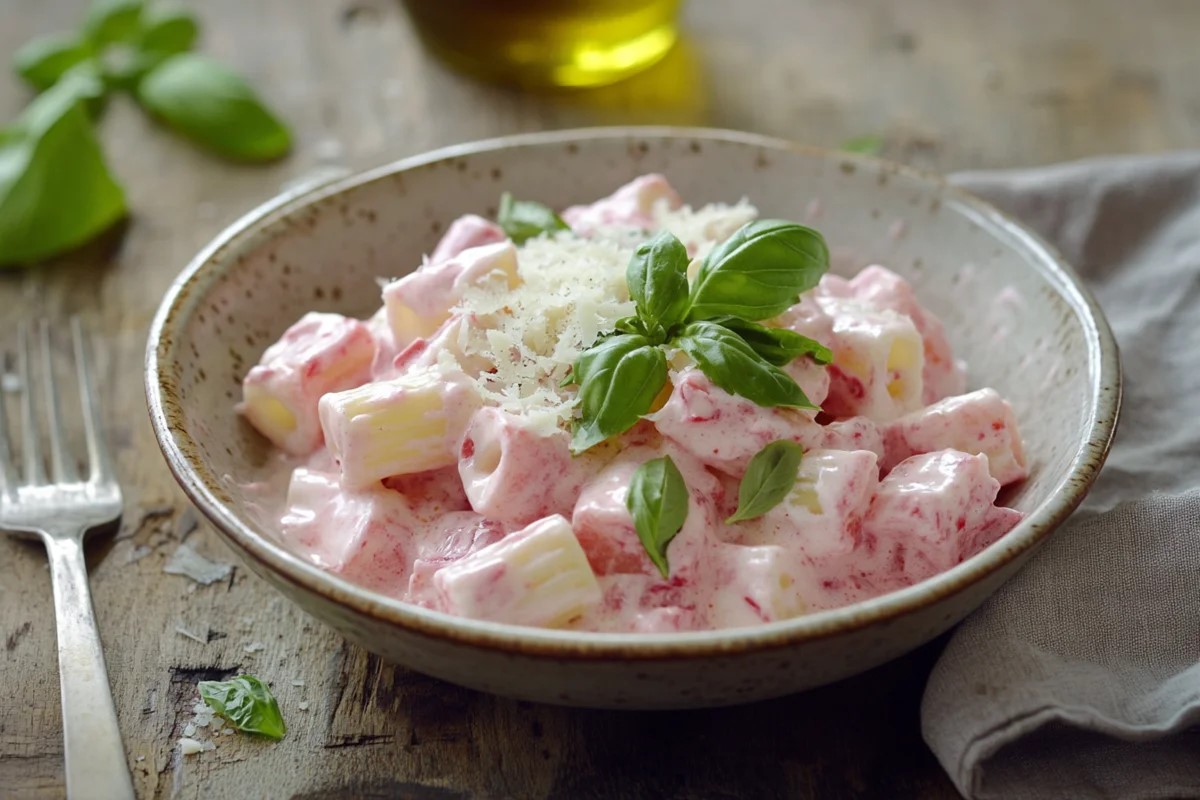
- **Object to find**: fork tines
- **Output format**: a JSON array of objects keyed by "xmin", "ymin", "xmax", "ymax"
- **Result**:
[{"xmin": 0, "ymin": 318, "xmax": 113, "ymax": 496}]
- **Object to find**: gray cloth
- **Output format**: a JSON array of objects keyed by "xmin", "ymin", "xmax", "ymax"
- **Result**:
[{"xmin": 921, "ymin": 153, "xmax": 1200, "ymax": 799}]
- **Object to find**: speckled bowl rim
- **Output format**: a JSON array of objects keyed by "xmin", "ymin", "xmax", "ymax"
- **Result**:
[{"xmin": 146, "ymin": 127, "xmax": 1121, "ymax": 661}]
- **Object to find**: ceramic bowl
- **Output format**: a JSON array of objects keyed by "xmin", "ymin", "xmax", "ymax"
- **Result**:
[{"xmin": 146, "ymin": 128, "xmax": 1120, "ymax": 709}]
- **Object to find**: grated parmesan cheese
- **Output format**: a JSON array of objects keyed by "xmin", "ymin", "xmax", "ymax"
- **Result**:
[{"xmin": 439, "ymin": 200, "xmax": 758, "ymax": 436}]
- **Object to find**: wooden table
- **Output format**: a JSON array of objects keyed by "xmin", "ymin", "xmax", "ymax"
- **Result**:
[{"xmin": 1, "ymin": 1, "xmax": 1197, "ymax": 797}]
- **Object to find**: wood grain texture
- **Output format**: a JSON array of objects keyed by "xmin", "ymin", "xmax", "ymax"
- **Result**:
[{"xmin": 1, "ymin": 0, "xmax": 1197, "ymax": 797}]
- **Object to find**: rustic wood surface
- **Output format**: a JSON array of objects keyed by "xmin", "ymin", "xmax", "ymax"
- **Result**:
[{"xmin": 1, "ymin": 1, "xmax": 1197, "ymax": 798}]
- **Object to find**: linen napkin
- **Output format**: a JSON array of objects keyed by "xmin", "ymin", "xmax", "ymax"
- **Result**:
[{"xmin": 921, "ymin": 153, "xmax": 1200, "ymax": 799}]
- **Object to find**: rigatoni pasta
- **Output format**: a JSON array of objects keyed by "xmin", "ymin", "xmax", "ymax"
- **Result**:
[{"xmin": 238, "ymin": 175, "xmax": 1028, "ymax": 632}]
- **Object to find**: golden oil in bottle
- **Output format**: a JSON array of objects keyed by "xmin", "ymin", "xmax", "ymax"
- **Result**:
[{"xmin": 401, "ymin": 0, "xmax": 683, "ymax": 89}]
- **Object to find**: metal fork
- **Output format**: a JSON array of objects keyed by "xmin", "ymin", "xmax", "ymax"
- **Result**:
[{"xmin": 0, "ymin": 319, "xmax": 136, "ymax": 800}]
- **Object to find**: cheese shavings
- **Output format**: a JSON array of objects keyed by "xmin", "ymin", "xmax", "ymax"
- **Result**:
[{"xmin": 438, "ymin": 201, "xmax": 758, "ymax": 436}]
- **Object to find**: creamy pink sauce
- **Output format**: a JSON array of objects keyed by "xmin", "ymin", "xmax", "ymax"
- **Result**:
[{"xmin": 238, "ymin": 175, "xmax": 1028, "ymax": 632}]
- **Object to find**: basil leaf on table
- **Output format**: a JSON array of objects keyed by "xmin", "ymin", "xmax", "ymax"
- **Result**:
[
  {"xmin": 198, "ymin": 675, "xmax": 287, "ymax": 741},
  {"xmin": 708, "ymin": 316, "xmax": 833, "ymax": 366},
  {"xmin": 135, "ymin": 53, "xmax": 291, "ymax": 161},
  {"xmin": 12, "ymin": 33, "xmax": 94, "ymax": 92},
  {"xmin": 102, "ymin": 6, "xmax": 200, "ymax": 89},
  {"xmin": 0, "ymin": 71, "xmax": 126, "ymax": 268},
  {"xmin": 84, "ymin": 0, "xmax": 144, "ymax": 46},
  {"xmin": 497, "ymin": 192, "xmax": 570, "ymax": 244},
  {"xmin": 570, "ymin": 333, "xmax": 668, "ymax": 454},
  {"xmin": 627, "ymin": 455, "xmax": 689, "ymax": 578},
  {"xmin": 138, "ymin": 5, "xmax": 199, "ymax": 56},
  {"xmin": 675, "ymin": 321, "xmax": 815, "ymax": 409},
  {"xmin": 687, "ymin": 220, "xmax": 829, "ymax": 321},
  {"xmin": 627, "ymin": 229, "xmax": 690, "ymax": 335},
  {"xmin": 726, "ymin": 440, "xmax": 805, "ymax": 524}
]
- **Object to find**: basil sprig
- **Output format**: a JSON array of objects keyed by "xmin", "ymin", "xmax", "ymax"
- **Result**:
[
  {"xmin": 497, "ymin": 192, "xmax": 570, "ymax": 244},
  {"xmin": 568, "ymin": 220, "xmax": 831, "ymax": 454},
  {"xmin": 727, "ymin": 441, "xmax": 805, "ymax": 524},
  {"xmin": 198, "ymin": 674, "xmax": 287, "ymax": 741},
  {"xmin": 3, "ymin": 0, "xmax": 291, "ymax": 268},
  {"xmin": 626, "ymin": 455, "xmax": 689, "ymax": 578}
]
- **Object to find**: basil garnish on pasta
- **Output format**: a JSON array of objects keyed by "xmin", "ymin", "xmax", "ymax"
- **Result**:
[
  {"xmin": 727, "ymin": 441, "xmax": 806, "ymax": 524},
  {"xmin": 568, "ymin": 221, "xmax": 831, "ymax": 454},
  {"xmin": 626, "ymin": 455, "xmax": 690, "ymax": 579},
  {"xmin": 557, "ymin": 217, "xmax": 832, "ymax": 573},
  {"xmin": 497, "ymin": 192, "xmax": 570, "ymax": 244}
]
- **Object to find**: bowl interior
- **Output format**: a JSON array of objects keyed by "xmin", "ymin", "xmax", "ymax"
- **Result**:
[{"xmin": 151, "ymin": 129, "xmax": 1115, "ymax": 646}]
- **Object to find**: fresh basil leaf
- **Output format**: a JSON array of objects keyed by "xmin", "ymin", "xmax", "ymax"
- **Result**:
[
  {"xmin": 0, "ymin": 70, "xmax": 126, "ymax": 268},
  {"xmin": 613, "ymin": 314, "xmax": 669, "ymax": 345},
  {"xmin": 136, "ymin": 53, "xmax": 291, "ymax": 161},
  {"xmin": 626, "ymin": 455, "xmax": 689, "ymax": 578},
  {"xmin": 614, "ymin": 315, "xmax": 649, "ymax": 336},
  {"xmin": 675, "ymin": 321, "xmax": 815, "ymax": 409},
  {"xmin": 627, "ymin": 229, "xmax": 690, "ymax": 333},
  {"xmin": 139, "ymin": 5, "xmax": 199, "ymax": 55},
  {"xmin": 103, "ymin": 6, "xmax": 199, "ymax": 87},
  {"xmin": 13, "ymin": 33, "xmax": 94, "ymax": 92},
  {"xmin": 497, "ymin": 192, "xmax": 570, "ymax": 244},
  {"xmin": 97, "ymin": 43, "xmax": 150, "ymax": 91},
  {"xmin": 687, "ymin": 220, "xmax": 829, "ymax": 321},
  {"xmin": 840, "ymin": 134, "xmax": 884, "ymax": 155},
  {"xmin": 708, "ymin": 316, "xmax": 833, "ymax": 366},
  {"xmin": 570, "ymin": 334, "xmax": 667, "ymax": 454},
  {"xmin": 84, "ymin": 0, "xmax": 144, "ymax": 46},
  {"xmin": 726, "ymin": 440, "xmax": 805, "ymax": 523},
  {"xmin": 198, "ymin": 675, "xmax": 287, "ymax": 741},
  {"xmin": 58, "ymin": 61, "xmax": 109, "ymax": 116}
]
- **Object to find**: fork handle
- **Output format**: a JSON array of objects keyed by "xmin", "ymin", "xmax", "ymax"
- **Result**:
[{"xmin": 44, "ymin": 534, "xmax": 136, "ymax": 800}]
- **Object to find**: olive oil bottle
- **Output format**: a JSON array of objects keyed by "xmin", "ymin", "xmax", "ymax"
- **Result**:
[{"xmin": 401, "ymin": 0, "xmax": 683, "ymax": 88}]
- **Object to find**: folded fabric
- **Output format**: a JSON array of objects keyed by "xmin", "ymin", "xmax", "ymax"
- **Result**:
[{"xmin": 921, "ymin": 153, "xmax": 1200, "ymax": 799}]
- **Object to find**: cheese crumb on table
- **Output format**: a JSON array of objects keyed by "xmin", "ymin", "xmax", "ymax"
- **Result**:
[
  {"xmin": 178, "ymin": 737, "xmax": 214, "ymax": 756},
  {"xmin": 162, "ymin": 542, "xmax": 232, "ymax": 586}
]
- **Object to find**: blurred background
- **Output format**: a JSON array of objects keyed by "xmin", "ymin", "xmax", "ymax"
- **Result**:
[
  {"xmin": 5, "ymin": 0, "xmax": 1197, "ymax": 267},
  {"xmin": 8, "ymin": 2, "xmax": 1199, "ymax": 173}
]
